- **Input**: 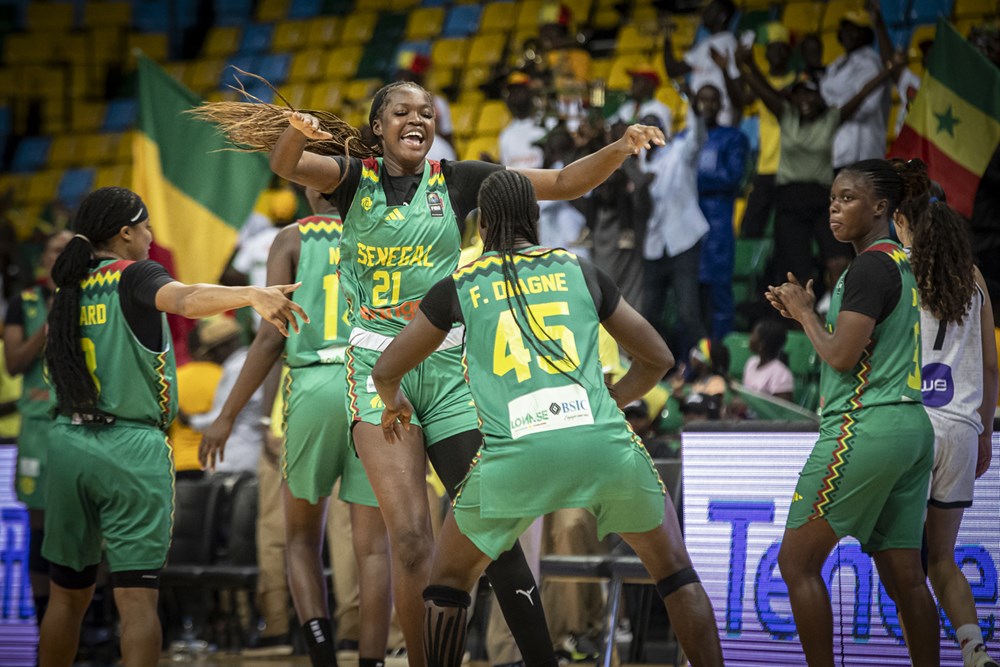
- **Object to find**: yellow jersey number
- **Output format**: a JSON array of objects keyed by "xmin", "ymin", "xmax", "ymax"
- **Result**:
[
  {"xmin": 80, "ymin": 337, "xmax": 101, "ymax": 391},
  {"xmin": 493, "ymin": 301, "xmax": 580, "ymax": 383},
  {"xmin": 372, "ymin": 270, "xmax": 402, "ymax": 307}
]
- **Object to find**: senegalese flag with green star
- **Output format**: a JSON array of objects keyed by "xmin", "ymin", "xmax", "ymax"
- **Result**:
[
  {"xmin": 133, "ymin": 54, "xmax": 271, "ymax": 285},
  {"xmin": 890, "ymin": 20, "xmax": 1000, "ymax": 218}
]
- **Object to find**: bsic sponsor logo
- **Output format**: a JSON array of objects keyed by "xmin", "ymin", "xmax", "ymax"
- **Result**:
[{"xmin": 508, "ymin": 385, "xmax": 594, "ymax": 439}]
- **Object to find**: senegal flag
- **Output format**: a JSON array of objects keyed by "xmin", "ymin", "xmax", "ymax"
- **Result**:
[
  {"xmin": 890, "ymin": 21, "xmax": 1000, "ymax": 218},
  {"xmin": 133, "ymin": 55, "xmax": 272, "ymax": 284}
]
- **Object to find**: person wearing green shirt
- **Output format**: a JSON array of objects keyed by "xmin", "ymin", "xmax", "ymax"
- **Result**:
[
  {"xmin": 40, "ymin": 186, "xmax": 305, "ymax": 667},
  {"xmin": 767, "ymin": 160, "xmax": 938, "ymax": 667}
]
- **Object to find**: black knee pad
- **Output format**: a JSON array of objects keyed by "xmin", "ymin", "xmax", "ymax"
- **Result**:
[
  {"xmin": 111, "ymin": 569, "xmax": 161, "ymax": 589},
  {"xmin": 423, "ymin": 585, "xmax": 471, "ymax": 608},
  {"xmin": 49, "ymin": 563, "xmax": 98, "ymax": 590},
  {"xmin": 656, "ymin": 567, "xmax": 701, "ymax": 599},
  {"xmin": 28, "ymin": 528, "xmax": 49, "ymax": 575}
]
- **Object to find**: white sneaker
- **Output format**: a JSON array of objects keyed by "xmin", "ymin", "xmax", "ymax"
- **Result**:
[{"xmin": 970, "ymin": 646, "xmax": 1000, "ymax": 667}]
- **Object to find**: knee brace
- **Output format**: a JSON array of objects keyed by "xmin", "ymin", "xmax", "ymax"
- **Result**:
[
  {"xmin": 656, "ymin": 567, "xmax": 701, "ymax": 599},
  {"xmin": 423, "ymin": 585, "xmax": 471, "ymax": 667},
  {"xmin": 110, "ymin": 569, "xmax": 161, "ymax": 589},
  {"xmin": 49, "ymin": 563, "xmax": 98, "ymax": 590}
]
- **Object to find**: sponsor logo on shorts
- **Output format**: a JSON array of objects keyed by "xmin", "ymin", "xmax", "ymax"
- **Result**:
[
  {"xmin": 921, "ymin": 362, "xmax": 954, "ymax": 408},
  {"xmin": 507, "ymin": 385, "xmax": 594, "ymax": 440}
]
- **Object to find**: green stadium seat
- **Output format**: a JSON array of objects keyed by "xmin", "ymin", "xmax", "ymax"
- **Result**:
[
  {"xmin": 785, "ymin": 331, "xmax": 819, "ymax": 378},
  {"xmin": 722, "ymin": 331, "xmax": 753, "ymax": 380},
  {"xmin": 733, "ymin": 237, "xmax": 772, "ymax": 281}
]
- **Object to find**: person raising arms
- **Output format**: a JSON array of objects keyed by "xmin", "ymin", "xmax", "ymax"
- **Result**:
[{"xmin": 40, "ymin": 187, "xmax": 304, "ymax": 667}]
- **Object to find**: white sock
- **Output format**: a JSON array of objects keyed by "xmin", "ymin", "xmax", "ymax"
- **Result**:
[{"xmin": 957, "ymin": 624, "xmax": 984, "ymax": 664}]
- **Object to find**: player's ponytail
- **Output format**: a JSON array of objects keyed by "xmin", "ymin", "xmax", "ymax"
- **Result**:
[{"xmin": 47, "ymin": 187, "xmax": 148, "ymax": 413}]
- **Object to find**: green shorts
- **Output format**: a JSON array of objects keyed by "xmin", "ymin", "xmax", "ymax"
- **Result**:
[
  {"xmin": 787, "ymin": 402, "xmax": 933, "ymax": 553},
  {"xmin": 16, "ymin": 416, "xmax": 52, "ymax": 510},
  {"xmin": 283, "ymin": 363, "xmax": 377, "ymax": 506},
  {"xmin": 453, "ymin": 427, "xmax": 666, "ymax": 560},
  {"xmin": 43, "ymin": 420, "xmax": 174, "ymax": 573},
  {"xmin": 345, "ymin": 344, "xmax": 478, "ymax": 447}
]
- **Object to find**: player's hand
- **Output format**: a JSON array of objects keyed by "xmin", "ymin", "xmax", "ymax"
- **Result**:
[
  {"xmin": 286, "ymin": 110, "xmax": 333, "ymax": 141},
  {"xmin": 380, "ymin": 390, "xmax": 414, "ymax": 444},
  {"xmin": 976, "ymin": 431, "xmax": 992, "ymax": 478},
  {"xmin": 616, "ymin": 124, "xmax": 666, "ymax": 156},
  {"xmin": 768, "ymin": 273, "xmax": 815, "ymax": 322},
  {"xmin": 249, "ymin": 283, "xmax": 309, "ymax": 337},
  {"xmin": 199, "ymin": 415, "xmax": 234, "ymax": 471}
]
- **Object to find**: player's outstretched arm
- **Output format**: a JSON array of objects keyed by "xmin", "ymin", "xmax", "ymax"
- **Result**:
[{"xmin": 155, "ymin": 281, "xmax": 308, "ymax": 337}]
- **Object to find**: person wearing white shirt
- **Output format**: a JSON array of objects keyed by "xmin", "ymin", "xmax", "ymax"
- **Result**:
[
  {"xmin": 611, "ymin": 67, "xmax": 673, "ymax": 131},
  {"xmin": 498, "ymin": 82, "xmax": 547, "ymax": 169},
  {"xmin": 820, "ymin": 12, "xmax": 891, "ymax": 168},
  {"xmin": 641, "ymin": 108, "xmax": 709, "ymax": 358}
]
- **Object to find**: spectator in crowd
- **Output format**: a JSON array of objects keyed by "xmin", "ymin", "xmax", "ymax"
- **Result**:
[
  {"xmin": 735, "ymin": 44, "xmax": 902, "ymax": 303},
  {"xmin": 663, "ymin": 0, "xmax": 742, "ymax": 126},
  {"xmin": 641, "ymin": 107, "xmax": 709, "ymax": 360},
  {"xmin": 820, "ymin": 10, "xmax": 892, "ymax": 169},
  {"xmin": 498, "ymin": 73, "xmax": 547, "ymax": 169},
  {"xmin": 537, "ymin": 2, "xmax": 590, "ymax": 130},
  {"xmin": 170, "ymin": 330, "xmax": 224, "ymax": 480},
  {"xmin": 395, "ymin": 52, "xmax": 457, "ymax": 162},
  {"xmin": 742, "ymin": 318, "xmax": 794, "ymax": 401},
  {"xmin": 610, "ymin": 65, "xmax": 672, "ymax": 130},
  {"xmin": 740, "ymin": 23, "xmax": 796, "ymax": 239},
  {"xmin": 536, "ymin": 124, "xmax": 590, "ymax": 257},
  {"xmin": 695, "ymin": 83, "xmax": 749, "ymax": 339},
  {"xmin": 799, "ymin": 33, "xmax": 826, "ymax": 83},
  {"xmin": 675, "ymin": 339, "xmax": 729, "ymax": 422}
]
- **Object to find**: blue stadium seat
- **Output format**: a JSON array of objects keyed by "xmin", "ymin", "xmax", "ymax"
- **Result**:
[
  {"xmin": 214, "ymin": 0, "xmax": 254, "ymax": 27},
  {"xmin": 442, "ymin": 4, "xmax": 481, "ymax": 37},
  {"xmin": 103, "ymin": 98, "xmax": 137, "ymax": 132},
  {"xmin": 223, "ymin": 55, "xmax": 261, "ymax": 88},
  {"xmin": 10, "ymin": 137, "xmax": 51, "ymax": 173},
  {"xmin": 58, "ymin": 168, "xmax": 95, "ymax": 206},
  {"xmin": 396, "ymin": 39, "xmax": 432, "ymax": 57},
  {"xmin": 245, "ymin": 82, "xmax": 275, "ymax": 103},
  {"xmin": 421, "ymin": 0, "xmax": 449, "ymax": 7},
  {"xmin": 133, "ymin": 0, "xmax": 170, "ymax": 33},
  {"xmin": 239, "ymin": 22, "xmax": 273, "ymax": 54},
  {"xmin": 0, "ymin": 106, "xmax": 10, "ymax": 169},
  {"xmin": 257, "ymin": 53, "xmax": 291, "ymax": 86},
  {"xmin": 288, "ymin": 0, "xmax": 321, "ymax": 18}
]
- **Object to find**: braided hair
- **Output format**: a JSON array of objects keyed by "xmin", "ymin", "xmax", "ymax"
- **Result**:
[
  {"xmin": 891, "ymin": 159, "xmax": 975, "ymax": 324},
  {"xmin": 478, "ymin": 170, "xmax": 582, "ymax": 383},
  {"xmin": 368, "ymin": 81, "xmax": 435, "ymax": 134},
  {"xmin": 46, "ymin": 187, "xmax": 148, "ymax": 413},
  {"xmin": 840, "ymin": 159, "xmax": 905, "ymax": 219}
]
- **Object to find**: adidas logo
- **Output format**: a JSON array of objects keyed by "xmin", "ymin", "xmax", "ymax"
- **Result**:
[{"xmin": 384, "ymin": 208, "xmax": 404, "ymax": 221}]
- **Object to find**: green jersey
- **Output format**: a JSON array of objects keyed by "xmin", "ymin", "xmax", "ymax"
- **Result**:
[
  {"xmin": 16, "ymin": 286, "xmax": 51, "ymax": 419},
  {"xmin": 284, "ymin": 214, "xmax": 351, "ymax": 367},
  {"xmin": 73, "ymin": 259, "xmax": 178, "ymax": 428},
  {"xmin": 340, "ymin": 158, "xmax": 460, "ymax": 337},
  {"xmin": 819, "ymin": 240, "xmax": 923, "ymax": 417},
  {"xmin": 453, "ymin": 248, "xmax": 620, "ymax": 444}
]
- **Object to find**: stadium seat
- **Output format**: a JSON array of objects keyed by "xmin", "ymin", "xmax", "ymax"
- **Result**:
[
  {"xmin": 340, "ymin": 12, "xmax": 378, "ymax": 45},
  {"xmin": 95, "ymin": 164, "xmax": 131, "ymax": 190},
  {"xmin": 290, "ymin": 48, "xmax": 328, "ymax": 83},
  {"xmin": 461, "ymin": 64, "xmax": 493, "ymax": 93},
  {"xmin": 442, "ymin": 4, "xmax": 482, "ymax": 37},
  {"xmin": 128, "ymin": 33, "xmax": 169, "ymax": 64},
  {"xmin": 564, "ymin": 0, "xmax": 593, "ymax": 23},
  {"xmin": 239, "ymin": 23, "xmax": 274, "ymax": 55},
  {"xmin": 427, "ymin": 65, "xmax": 456, "ymax": 91},
  {"xmin": 324, "ymin": 46, "xmax": 363, "ymax": 80},
  {"xmin": 450, "ymin": 101, "xmax": 480, "ymax": 139},
  {"xmin": 517, "ymin": 0, "xmax": 545, "ymax": 31},
  {"xmin": 305, "ymin": 17, "xmax": 342, "ymax": 47},
  {"xmin": 462, "ymin": 134, "xmax": 499, "ymax": 161},
  {"xmin": 781, "ymin": 2, "xmax": 823, "ymax": 35},
  {"xmin": 256, "ymin": 0, "xmax": 289, "ymax": 22},
  {"xmin": 103, "ymin": 99, "xmax": 137, "ymax": 132},
  {"xmin": 821, "ymin": 31, "xmax": 846, "ymax": 62},
  {"xmin": 276, "ymin": 83, "xmax": 309, "ymax": 108},
  {"xmin": 83, "ymin": 2, "xmax": 132, "ymax": 29},
  {"xmin": 431, "ymin": 37, "xmax": 470, "ymax": 70},
  {"xmin": 289, "ymin": 0, "xmax": 322, "ymax": 18},
  {"xmin": 821, "ymin": 0, "xmax": 866, "ymax": 31},
  {"xmin": 10, "ymin": 137, "xmax": 51, "ymax": 174},
  {"xmin": 467, "ymin": 33, "xmax": 507, "ymax": 67},
  {"xmin": 954, "ymin": 0, "xmax": 996, "ymax": 16},
  {"xmin": 607, "ymin": 53, "xmax": 647, "ymax": 90},
  {"xmin": 3, "ymin": 34, "xmax": 52, "ymax": 65},
  {"xmin": 480, "ymin": 1, "xmax": 517, "ymax": 33},
  {"xmin": 25, "ymin": 2, "xmax": 74, "ymax": 31},
  {"xmin": 58, "ymin": 168, "xmax": 95, "ymax": 206},
  {"xmin": 48, "ymin": 135, "xmax": 79, "ymax": 169},
  {"xmin": 166, "ymin": 479, "xmax": 220, "ymax": 567},
  {"xmin": 190, "ymin": 58, "xmax": 228, "ymax": 92},
  {"xmin": 25, "ymin": 170, "xmax": 61, "ymax": 205},
  {"xmin": 51, "ymin": 33, "xmax": 89, "ymax": 65},
  {"xmin": 616, "ymin": 24, "xmax": 659, "ymax": 54},
  {"xmin": 475, "ymin": 99, "xmax": 511, "ymax": 136},
  {"xmin": 406, "ymin": 7, "xmax": 446, "ymax": 40},
  {"xmin": 785, "ymin": 331, "xmax": 819, "ymax": 378},
  {"xmin": 722, "ymin": 331, "xmax": 752, "ymax": 380},
  {"xmin": 273, "ymin": 20, "xmax": 309, "ymax": 52},
  {"xmin": 257, "ymin": 53, "xmax": 292, "ymax": 86},
  {"xmin": 203, "ymin": 26, "xmax": 242, "ymax": 58},
  {"xmin": 71, "ymin": 102, "xmax": 107, "ymax": 133},
  {"xmin": 78, "ymin": 133, "xmax": 121, "ymax": 166},
  {"xmin": 345, "ymin": 79, "xmax": 380, "ymax": 102}
]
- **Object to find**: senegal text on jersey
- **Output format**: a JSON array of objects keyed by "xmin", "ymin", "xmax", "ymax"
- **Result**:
[{"xmin": 355, "ymin": 242, "xmax": 434, "ymax": 268}]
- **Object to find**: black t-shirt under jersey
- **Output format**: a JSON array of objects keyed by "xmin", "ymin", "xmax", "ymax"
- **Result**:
[
  {"xmin": 324, "ymin": 157, "xmax": 503, "ymax": 230},
  {"xmin": 839, "ymin": 251, "xmax": 902, "ymax": 324},
  {"xmin": 116, "ymin": 260, "xmax": 174, "ymax": 351},
  {"xmin": 420, "ymin": 256, "xmax": 622, "ymax": 331}
]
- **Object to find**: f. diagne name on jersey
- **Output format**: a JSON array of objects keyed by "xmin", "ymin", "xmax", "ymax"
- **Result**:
[{"xmin": 507, "ymin": 385, "xmax": 594, "ymax": 440}]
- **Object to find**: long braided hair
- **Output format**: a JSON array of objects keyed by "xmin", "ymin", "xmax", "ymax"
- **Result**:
[
  {"xmin": 478, "ymin": 170, "xmax": 582, "ymax": 383},
  {"xmin": 46, "ymin": 187, "xmax": 148, "ymax": 413},
  {"xmin": 891, "ymin": 159, "xmax": 976, "ymax": 324}
]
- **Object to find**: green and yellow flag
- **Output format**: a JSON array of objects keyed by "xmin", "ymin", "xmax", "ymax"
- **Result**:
[
  {"xmin": 133, "ymin": 55, "xmax": 272, "ymax": 284},
  {"xmin": 890, "ymin": 21, "xmax": 1000, "ymax": 218}
]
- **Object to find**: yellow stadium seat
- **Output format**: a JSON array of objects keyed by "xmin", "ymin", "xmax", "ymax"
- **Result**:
[
  {"xmin": 256, "ymin": 0, "xmax": 289, "ymax": 22},
  {"xmin": 458, "ymin": 88, "xmax": 486, "ymax": 104},
  {"xmin": 71, "ymin": 102, "xmax": 107, "ymax": 133},
  {"xmin": 116, "ymin": 132, "xmax": 133, "ymax": 162},
  {"xmin": 475, "ymin": 100, "xmax": 511, "ymax": 135},
  {"xmin": 616, "ymin": 24, "xmax": 658, "ymax": 54},
  {"xmin": 0, "ymin": 174, "xmax": 26, "ymax": 200},
  {"xmin": 909, "ymin": 24, "xmax": 937, "ymax": 51},
  {"xmin": 42, "ymin": 100, "xmax": 70, "ymax": 135},
  {"xmin": 607, "ymin": 53, "xmax": 646, "ymax": 90},
  {"xmin": 164, "ymin": 63, "xmax": 189, "ymax": 85},
  {"xmin": 341, "ymin": 13, "xmax": 377, "ymax": 46},
  {"xmin": 517, "ymin": 0, "xmax": 544, "ymax": 31},
  {"xmin": 190, "ymin": 58, "xmax": 227, "ymax": 92},
  {"xmin": 49, "ymin": 135, "xmax": 80, "ymax": 168},
  {"xmin": 462, "ymin": 65, "xmax": 493, "ymax": 92},
  {"xmin": 77, "ymin": 134, "xmax": 107, "ymax": 165},
  {"xmin": 821, "ymin": 0, "xmax": 866, "ymax": 30},
  {"xmin": 308, "ymin": 81, "xmax": 345, "ymax": 112},
  {"xmin": 305, "ymin": 17, "xmax": 341, "ymax": 47},
  {"xmin": 431, "ymin": 37, "xmax": 470, "ymax": 70},
  {"xmin": 95, "ymin": 165, "xmax": 131, "ymax": 190},
  {"xmin": 591, "ymin": 58, "xmax": 612, "ymax": 80},
  {"xmin": 3, "ymin": 34, "xmax": 53, "ymax": 65},
  {"xmin": 51, "ymin": 34, "xmax": 89, "ymax": 65},
  {"xmin": 203, "ymin": 26, "xmax": 241, "ymax": 58},
  {"xmin": 633, "ymin": 5, "xmax": 659, "ymax": 26},
  {"xmin": 83, "ymin": 2, "xmax": 132, "ymax": 28},
  {"xmin": 128, "ymin": 33, "xmax": 169, "ymax": 65},
  {"xmin": 345, "ymin": 79, "xmax": 380, "ymax": 103},
  {"xmin": 25, "ymin": 3, "xmax": 74, "ymax": 31},
  {"xmin": 954, "ymin": 0, "xmax": 998, "ymax": 16},
  {"xmin": 0, "ymin": 68, "xmax": 15, "ymax": 97},
  {"xmin": 655, "ymin": 83, "xmax": 686, "ymax": 125},
  {"xmin": 672, "ymin": 14, "xmax": 701, "ymax": 46},
  {"xmin": 273, "ymin": 20, "xmax": 309, "ymax": 52},
  {"xmin": 564, "ymin": 0, "xmax": 593, "ymax": 23},
  {"xmin": 481, "ymin": 2, "xmax": 518, "ymax": 33},
  {"xmin": 276, "ymin": 83, "xmax": 309, "ymax": 109},
  {"xmin": 426, "ymin": 66, "xmax": 455, "ymax": 92},
  {"xmin": 462, "ymin": 134, "xmax": 499, "ymax": 161},
  {"xmin": 25, "ymin": 171, "xmax": 61, "ymax": 205},
  {"xmin": 290, "ymin": 48, "xmax": 327, "ymax": 83},
  {"xmin": 821, "ymin": 30, "xmax": 846, "ymax": 63},
  {"xmin": 450, "ymin": 101, "xmax": 480, "ymax": 139},
  {"xmin": 467, "ymin": 34, "xmax": 507, "ymax": 67},
  {"xmin": 782, "ymin": 2, "xmax": 823, "ymax": 35},
  {"xmin": 90, "ymin": 26, "xmax": 123, "ymax": 65},
  {"xmin": 407, "ymin": 7, "xmax": 446, "ymax": 41},
  {"xmin": 324, "ymin": 46, "xmax": 363, "ymax": 80},
  {"xmin": 20, "ymin": 66, "xmax": 66, "ymax": 98},
  {"xmin": 343, "ymin": 106, "xmax": 367, "ymax": 130}
]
